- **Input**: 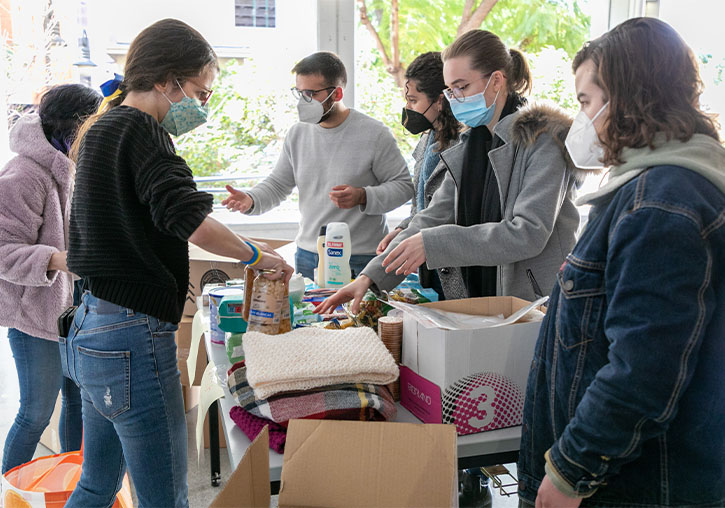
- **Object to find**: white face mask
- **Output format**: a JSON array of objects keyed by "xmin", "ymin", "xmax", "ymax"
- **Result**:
[
  {"xmin": 297, "ymin": 89, "xmax": 336, "ymax": 124},
  {"xmin": 565, "ymin": 102, "xmax": 609, "ymax": 170}
]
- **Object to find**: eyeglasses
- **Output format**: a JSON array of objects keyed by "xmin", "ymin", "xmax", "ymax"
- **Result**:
[
  {"xmin": 443, "ymin": 73, "xmax": 492, "ymax": 103},
  {"xmin": 177, "ymin": 78, "xmax": 213, "ymax": 106},
  {"xmin": 291, "ymin": 86, "xmax": 336, "ymax": 103}
]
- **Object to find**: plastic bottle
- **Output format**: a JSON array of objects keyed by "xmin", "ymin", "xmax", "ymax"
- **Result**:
[
  {"xmin": 324, "ymin": 222, "xmax": 352, "ymax": 288},
  {"xmin": 288, "ymin": 273, "xmax": 306, "ymax": 303},
  {"xmin": 316, "ymin": 225, "xmax": 327, "ymax": 287}
]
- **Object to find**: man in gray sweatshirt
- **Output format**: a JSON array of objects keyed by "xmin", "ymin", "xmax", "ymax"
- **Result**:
[{"xmin": 223, "ymin": 52, "xmax": 413, "ymax": 279}]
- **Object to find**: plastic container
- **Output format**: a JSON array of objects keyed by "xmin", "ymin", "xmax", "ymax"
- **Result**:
[
  {"xmin": 225, "ymin": 332, "xmax": 245, "ymax": 364},
  {"xmin": 316, "ymin": 225, "xmax": 327, "ymax": 287},
  {"xmin": 288, "ymin": 273, "xmax": 306, "ymax": 303},
  {"xmin": 324, "ymin": 222, "xmax": 351, "ymax": 288},
  {"xmin": 209, "ymin": 286, "xmax": 244, "ymax": 344},
  {"xmin": 247, "ymin": 273, "xmax": 285, "ymax": 334}
]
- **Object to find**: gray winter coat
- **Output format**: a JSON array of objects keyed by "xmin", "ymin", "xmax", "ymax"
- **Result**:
[
  {"xmin": 362, "ymin": 103, "xmax": 580, "ymax": 301},
  {"xmin": 396, "ymin": 132, "xmax": 466, "ymax": 299}
]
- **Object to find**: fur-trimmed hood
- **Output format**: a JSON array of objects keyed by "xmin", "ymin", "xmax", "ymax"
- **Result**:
[{"xmin": 495, "ymin": 102, "xmax": 584, "ymax": 180}]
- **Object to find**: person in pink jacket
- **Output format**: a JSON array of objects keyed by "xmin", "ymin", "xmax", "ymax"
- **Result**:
[{"xmin": 0, "ymin": 84, "xmax": 100, "ymax": 473}]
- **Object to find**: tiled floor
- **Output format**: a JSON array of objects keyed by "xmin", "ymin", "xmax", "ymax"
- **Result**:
[{"xmin": 0, "ymin": 326, "xmax": 520, "ymax": 507}]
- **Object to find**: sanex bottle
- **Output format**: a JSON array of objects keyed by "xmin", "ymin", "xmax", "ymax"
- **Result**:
[{"xmin": 324, "ymin": 222, "xmax": 351, "ymax": 288}]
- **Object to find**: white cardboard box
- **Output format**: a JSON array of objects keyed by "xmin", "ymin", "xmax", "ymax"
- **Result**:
[{"xmin": 400, "ymin": 296, "xmax": 544, "ymax": 435}]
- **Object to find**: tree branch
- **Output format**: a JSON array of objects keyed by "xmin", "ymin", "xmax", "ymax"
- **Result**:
[
  {"xmin": 358, "ymin": 0, "xmax": 392, "ymax": 69},
  {"xmin": 457, "ymin": 0, "xmax": 501, "ymax": 36},
  {"xmin": 459, "ymin": 0, "xmax": 476, "ymax": 30},
  {"xmin": 391, "ymin": 0, "xmax": 400, "ymax": 70}
]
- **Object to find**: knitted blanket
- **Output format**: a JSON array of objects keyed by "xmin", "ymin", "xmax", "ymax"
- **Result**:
[
  {"xmin": 228, "ymin": 362, "xmax": 397, "ymax": 424},
  {"xmin": 228, "ymin": 406, "xmax": 287, "ymax": 453},
  {"xmin": 243, "ymin": 327, "xmax": 399, "ymax": 400}
]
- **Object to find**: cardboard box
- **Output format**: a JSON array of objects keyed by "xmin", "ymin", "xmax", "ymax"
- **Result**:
[
  {"xmin": 400, "ymin": 296, "xmax": 545, "ymax": 435},
  {"xmin": 185, "ymin": 237, "xmax": 292, "ymax": 316},
  {"xmin": 176, "ymin": 315, "xmax": 206, "ymax": 386},
  {"xmin": 211, "ymin": 420, "xmax": 457, "ymax": 508},
  {"xmin": 39, "ymin": 394, "xmax": 62, "ymax": 454}
]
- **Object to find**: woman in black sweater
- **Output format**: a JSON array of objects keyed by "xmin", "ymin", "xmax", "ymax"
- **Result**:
[{"xmin": 63, "ymin": 19, "xmax": 291, "ymax": 508}]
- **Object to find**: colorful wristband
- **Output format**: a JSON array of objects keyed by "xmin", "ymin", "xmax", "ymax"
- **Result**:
[{"xmin": 243, "ymin": 241, "xmax": 261, "ymax": 266}]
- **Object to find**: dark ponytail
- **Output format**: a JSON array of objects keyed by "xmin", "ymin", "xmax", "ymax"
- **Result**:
[
  {"xmin": 508, "ymin": 48, "xmax": 532, "ymax": 95},
  {"xmin": 70, "ymin": 18, "xmax": 218, "ymax": 161}
]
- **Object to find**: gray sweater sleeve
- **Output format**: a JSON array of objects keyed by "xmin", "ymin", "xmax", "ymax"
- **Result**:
[
  {"xmin": 360, "ymin": 171, "xmax": 457, "ymax": 291},
  {"xmin": 360, "ymin": 128, "xmax": 413, "ymax": 215},
  {"xmin": 244, "ymin": 138, "xmax": 296, "ymax": 216},
  {"xmin": 422, "ymin": 132, "xmax": 571, "ymax": 269}
]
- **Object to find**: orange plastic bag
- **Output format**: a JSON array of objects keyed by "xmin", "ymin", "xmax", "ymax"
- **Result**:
[{"xmin": 1, "ymin": 449, "xmax": 132, "ymax": 508}]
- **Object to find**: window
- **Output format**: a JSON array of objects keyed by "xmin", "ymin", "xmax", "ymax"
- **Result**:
[{"xmin": 235, "ymin": 0, "xmax": 276, "ymax": 28}]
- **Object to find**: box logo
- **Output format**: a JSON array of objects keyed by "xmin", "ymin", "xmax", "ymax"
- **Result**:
[{"xmin": 326, "ymin": 248, "xmax": 343, "ymax": 257}]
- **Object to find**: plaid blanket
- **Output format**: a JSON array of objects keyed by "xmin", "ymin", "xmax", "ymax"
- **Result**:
[{"xmin": 227, "ymin": 361, "xmax": 397, "ymax": 425}]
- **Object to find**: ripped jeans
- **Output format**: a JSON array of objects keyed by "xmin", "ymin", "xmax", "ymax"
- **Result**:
[{"xmin": 59, "ymin": 292, "xmax": 187, "ymax": 508}]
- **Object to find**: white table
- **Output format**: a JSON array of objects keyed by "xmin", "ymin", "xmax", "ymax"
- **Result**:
[{"xmin": 204, "ymin": 331, "xmax": 521, "ymax": 488}]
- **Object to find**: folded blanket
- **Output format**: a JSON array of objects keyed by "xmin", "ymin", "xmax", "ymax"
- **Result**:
[
  {"xmin": 243, "ymin": 327, "xmax": 399, "ymax": 400},
  {"xmin": 228, "ymin": 406, "xmax": 287, "ymax": 454},
  {"xmin": 228, "ymin": 361, "xmax": 397, "ymax": 424}
]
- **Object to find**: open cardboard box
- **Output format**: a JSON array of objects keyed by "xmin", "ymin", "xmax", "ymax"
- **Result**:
[
  {"xmin": 186, "ymin": 237, "xmax": 292, "ymax": 316},
  {"xmin": 211, "ymin": 420, "xmax": 458, "ymax": 508},
  {"xmin": 400, "ymin": 296, "xmax": 545, "ymax": 435}
]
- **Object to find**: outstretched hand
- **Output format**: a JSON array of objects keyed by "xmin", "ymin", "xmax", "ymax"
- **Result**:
[
  {"xmin": 221, "ymin": 185, "xmax": 253, "ymax": 213},
  {"xmin": 313, "ymin": 276, "xmax": 373, "ymax": 315},
  {"xmin": 382, "ymin": 232, "xmax": 426, "ymax": 276}
]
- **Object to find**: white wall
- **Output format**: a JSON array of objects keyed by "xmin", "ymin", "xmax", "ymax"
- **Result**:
[{"xmin": 82, "ymin": 0, "xmax": 318, "ymax": 87}]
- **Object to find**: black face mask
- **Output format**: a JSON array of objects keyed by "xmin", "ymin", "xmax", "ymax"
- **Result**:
[{"xmin": 401, "ymin": 104, "xmax": 434, "ymax": 135}]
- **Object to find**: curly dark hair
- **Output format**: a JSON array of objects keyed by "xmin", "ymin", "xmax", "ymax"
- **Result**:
[
  {"xmin": 38, "ymin": 84, "xmax": 101, "ymax": 153},
  {"xmin": 405, "ymin": 52, "xmax": 460, "ymax": 151},
  {"xmin": 573, "ymin": 17, "xmax": 720, "ymax": 166}
]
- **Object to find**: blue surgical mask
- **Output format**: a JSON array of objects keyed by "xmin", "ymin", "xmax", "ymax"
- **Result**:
[
  {"xmin": 160, "ymin": 81, "xmax": 209, "ymax": 136},
  {"xmin": 447, "ymin": 76, "xmax": 499, "ymax": 128}
]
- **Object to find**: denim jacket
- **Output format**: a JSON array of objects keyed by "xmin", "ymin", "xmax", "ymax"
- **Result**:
[{"xmin": 518, "ymin": 165, "xmax": 725, "ymax": 507}]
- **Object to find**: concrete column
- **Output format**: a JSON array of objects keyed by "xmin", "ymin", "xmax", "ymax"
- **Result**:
[{"xmin": 316, "ymin": 0, "xmax": 355, "ymax": 107}]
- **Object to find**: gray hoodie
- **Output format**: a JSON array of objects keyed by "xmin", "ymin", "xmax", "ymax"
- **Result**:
[{"xmin": 578, "ymin": 133, "xmax": 725, "ymax": 205}]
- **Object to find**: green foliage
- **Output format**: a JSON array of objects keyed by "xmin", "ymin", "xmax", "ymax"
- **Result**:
[
  {"xmin": 528, "ymin": 47, "xmax": 579, "ymax": 114},
  {"xmin": 174, "ymin": 60, "xmax": 295, "ymax": 181},
  {"xmin": 356, "ymin": 55, "xmax": 417, "ymax": 159},
  {"xmin": 365, "ymin": 0, "xmax": 460, "ymax": 68},
  {"xmin": 483, "ymin": 0, "xmax": 590, "ymax": 56},
  {"xmin": 365, "ymin": 0, "xmax": 590, "ymax": 70}
]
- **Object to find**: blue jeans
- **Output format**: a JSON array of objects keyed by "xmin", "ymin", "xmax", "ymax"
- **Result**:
[
  {"xmin": 2, "ymin": 330, "xmax": 82, "ymax": 473},
  {"xmin": 59, "ymin": 292, "xmax": 187, "ymax": 508},
  {"xmin": 295, "ymin": 247, "xmax": 376, "ymax": 281}
]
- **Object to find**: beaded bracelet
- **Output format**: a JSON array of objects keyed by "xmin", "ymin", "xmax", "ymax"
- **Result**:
[{"xmin": 243, "ymin": 241, "xmax": 261, "ymax": 266}]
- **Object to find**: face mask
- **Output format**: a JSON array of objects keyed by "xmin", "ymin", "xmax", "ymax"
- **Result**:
[
  {"xmin": 297, "ymin": 88, "xmax": 336, "ymax": 124},
  {"xmin": 447, "ymin": 76, "xmax": 499, "ymax": 128},
  {"xmin": 160, "ymin": 82, "xmax": 209, "ymax": 136},
  {"xmin": 401, "ymin": 102, "xmax": 435, "ymax": 135},
  {"xmin": 565, "ymin": 103, "xmax": 609, "ymax": 170}
]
